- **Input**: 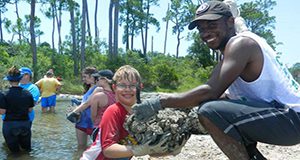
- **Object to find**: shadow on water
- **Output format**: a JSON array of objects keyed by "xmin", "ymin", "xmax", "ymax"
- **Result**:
[{"xmin": 0, "ymin": 100, "xmax": 86, "ymax": 160}]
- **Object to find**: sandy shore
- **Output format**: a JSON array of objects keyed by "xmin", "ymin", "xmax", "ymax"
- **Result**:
[{"xmin": 132, "ymin": 134, "xmax": 300, "ymax": 160}]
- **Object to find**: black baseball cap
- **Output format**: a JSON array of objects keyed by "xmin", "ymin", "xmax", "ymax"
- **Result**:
[
  {"xmin": 92, "ymin": 69, "xmax": 114, "ymax": 80},
  {"xmin": 188, "ymin": 1, "xmax": 233, "ymax": 30}
]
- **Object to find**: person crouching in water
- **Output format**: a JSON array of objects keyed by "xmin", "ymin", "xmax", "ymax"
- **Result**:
[{"xmin": 0, "ymin": 66, "xmax": 34, "ymax": 153}]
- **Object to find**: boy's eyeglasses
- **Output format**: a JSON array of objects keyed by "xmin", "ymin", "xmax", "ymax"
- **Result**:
[{"xmin": 116, "ymin": 83, "xmax": 138, "ymax": 90}]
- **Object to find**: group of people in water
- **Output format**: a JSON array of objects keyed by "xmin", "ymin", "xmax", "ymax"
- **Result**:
[
  {"xmin": 0, "ymin": 66, "xmax": 62, "ymax": 153},
  {"xmin": 1, "ymin": 1, "xmax": 300, "ymax": 160}
]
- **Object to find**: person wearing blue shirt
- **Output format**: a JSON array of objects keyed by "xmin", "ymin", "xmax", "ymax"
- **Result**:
[{"xmin": 19, "ymin": 67, "xmax": 40, "ymax": 125}]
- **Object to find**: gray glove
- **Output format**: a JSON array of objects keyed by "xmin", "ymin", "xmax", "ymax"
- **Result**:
[
  {"xmin": 169, "ymin": 133, "xmax": 190, "ymax": 156},
  {"xmin": 132, "ymin": 97, "xmax": 162, "ymax": 122},
  {"xmin": 130, "ymin": 134, "xmax": 170, "ymax": 156},
  {"xmin": 66, "ymin": 112, "xmax": 80, "ymax": 123}
]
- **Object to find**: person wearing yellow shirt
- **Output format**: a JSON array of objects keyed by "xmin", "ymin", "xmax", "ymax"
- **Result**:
[{"xmin": 35, "ymin": 69, "xmax": 62, "ymax": 113}]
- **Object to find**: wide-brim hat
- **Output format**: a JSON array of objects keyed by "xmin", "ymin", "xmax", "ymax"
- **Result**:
[{"xmin": 3, "ymin": 74, "xmax": 23, "ymax": 81}]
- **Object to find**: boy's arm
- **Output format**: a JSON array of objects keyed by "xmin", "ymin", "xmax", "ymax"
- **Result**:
[
  {"xmin": 0, "ymin": 109, "xmax": 6, "ymax": 114},
  {"xmin": 103, "ymin": 135, "xmax": 170, "ymax": 158}
]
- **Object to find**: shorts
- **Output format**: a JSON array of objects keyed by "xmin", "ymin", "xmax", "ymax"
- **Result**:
[
  {"xmin": 198, "ymin": 99, "xmax": 300, "ymax": 146},
  {"xmin": 41, "ymin": 95, "xmax": 57, "ymax": 108},
  {"xmin": 76, "ymin": 125, "xmax": 93, "ymax": 135},
  {"xmin": 2, "ymin": 121, "xmax": 31, "ymax": 152}
]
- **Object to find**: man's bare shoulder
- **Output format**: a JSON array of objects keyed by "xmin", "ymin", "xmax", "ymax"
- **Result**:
[
  {"xmin": 225, "ymin": 34, "xmax": 261, "ymax": 59},
  {"xmin": 228, "ymin": 35, "xmax": 259, "ymax": 49}
]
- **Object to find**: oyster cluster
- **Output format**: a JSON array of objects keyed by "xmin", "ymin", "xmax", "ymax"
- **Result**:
[{"xmin": 124, "ymin": 93, "xmax": 207, "ymax": 154}]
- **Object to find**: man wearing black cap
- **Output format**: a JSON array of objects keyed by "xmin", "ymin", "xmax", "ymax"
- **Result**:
[{"xmin": 132, "ymin": 1, "xmax": 300, "ymax": 159}]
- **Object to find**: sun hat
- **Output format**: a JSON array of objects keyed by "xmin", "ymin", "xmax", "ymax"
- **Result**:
[
  {"xmin": 188, "ymin": 1, "xmax": 233, "ymax": 30},
  {"xmin": 3, "ymin": 72, "xmax": 23, "ymax": 81},
  {"xmin": 92, "ymin": 69, "xmax": 114, "ymax": 80}
]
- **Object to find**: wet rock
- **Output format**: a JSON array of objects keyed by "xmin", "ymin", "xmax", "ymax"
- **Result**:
[{"xmin": 124, "ymin": 93, "xmax": 207, "ymax": 154}]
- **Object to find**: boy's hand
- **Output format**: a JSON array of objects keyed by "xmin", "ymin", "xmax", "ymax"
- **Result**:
[
  {"xmin": 130, "ymin": 133, "xmax": 170, "ymax": 156},
  {"xmin": 66, "ymin": 111, "xmax": 80, "ymax": 123},
  {"xmin": 132, "ymin": 97, "xmax": 162, "ymax": 122},
  {"xmin": 170, "ymin": 133, "xmax": 191, "ymax": 155}
]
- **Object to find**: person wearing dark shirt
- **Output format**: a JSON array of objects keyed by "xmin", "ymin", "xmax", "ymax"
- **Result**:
[{"xmin": 0, "ymin": 66, "xmax": 34, "ymax": 153}]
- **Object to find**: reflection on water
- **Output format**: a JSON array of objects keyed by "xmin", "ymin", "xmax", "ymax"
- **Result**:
[{"xmin": 0, "ymin": 100, "xmax": 86, "ymax": 160}]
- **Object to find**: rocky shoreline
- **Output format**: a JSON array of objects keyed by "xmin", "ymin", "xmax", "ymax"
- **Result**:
[
  {"xmin": 59, "ymin": 93, "xmax": 300, "ymax": 160},
  {"xmin": 57, "ymin": 93, "xmax": 82, "ymax": 101},
  {"xmin": 133, "ymin": 134, "xmax": 300, "ymax": 160}
]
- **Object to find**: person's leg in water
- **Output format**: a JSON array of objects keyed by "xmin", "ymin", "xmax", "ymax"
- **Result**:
[
  {"xmin": 3, "ymin": 122, "xmax": 21, "ymax": 153},
  {"xmin": 41, "ymin": 97, "xmax": 50, "ymax": 113},
  {"xmin": 49, "ymin": 95, "xmax": 57, "ymax": 113},
  {"xmin": 18, "ymin": 122, "xmax": 32, "ymax": 152},
  {"xmin": 76, "ymin": 127, "xmax": 89, "ymax": 150},
  {"xmin": 50, "ymin": 107, "xmax": 55, "ymax": 113}
]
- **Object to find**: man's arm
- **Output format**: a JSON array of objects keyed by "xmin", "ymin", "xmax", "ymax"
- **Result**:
[
  {"xmin": 133, "ymin": 36, "xmax": 263, "ymax": 121},
  {"xmin": 161, "ymin": 36, "xmax": 261, "ymax": 108}
]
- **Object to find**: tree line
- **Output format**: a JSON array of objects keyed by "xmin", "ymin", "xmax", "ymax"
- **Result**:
[{"xmin": 0, "ymin": 0, "xmax": 299, "ymax": 93}]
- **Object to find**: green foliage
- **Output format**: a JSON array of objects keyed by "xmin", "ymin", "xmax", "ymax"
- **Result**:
[
  {"xmin": 154, "ymin": 63, "xmax": 179, "ymax": 90},
  {"xmin": 2, "ymin": 42, "xmax": 299, "ymax": 95},
  {"xmin": 0, "ymin": 46, "xmax": 10, "ymax": 66},
  {"xmin": 289, "ymin": 63, "xmax": 300, "ymax": 83},
  {"xmin": 187, "ymin": 32, "xmax": 214, "ymax": 67},
  {"xmin": 240, "ymin": 0, "xmax": 278, "ymax": 49},
  {"xmin": 1, "ymin": 0, "xmax": 294, "ymax": 95},
  {"xmin": 59, "ymin": 77, "xmax": 83, "ymax": 95},
  {"xmin": 119, "ymin": 0, "xmax": 160, "ymax": 52}
]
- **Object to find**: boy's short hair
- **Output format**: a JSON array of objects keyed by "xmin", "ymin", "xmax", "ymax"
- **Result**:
[{"xmin": 113, "ymin": 65, "xmax": 141, "ymax": 84}]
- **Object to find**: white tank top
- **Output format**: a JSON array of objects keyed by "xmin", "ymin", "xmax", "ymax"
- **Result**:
[{"xmin": 226, "ymin": 31, "xmax": 300, "ymax": 109}]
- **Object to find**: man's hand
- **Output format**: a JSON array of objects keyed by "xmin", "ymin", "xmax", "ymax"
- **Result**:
[
  {"xmin": 66, "ymin": 111, "xmax": 80, "ymax": 123},
  {"xmin": 132, "ymin": 97, "xmax": 162, "ymax": 122},
  {"xmin": 130, "ymin": 133, "xmax": 170, "ymax": 156}
]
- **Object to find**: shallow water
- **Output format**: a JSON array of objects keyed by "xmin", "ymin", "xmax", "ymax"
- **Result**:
[{"xmin": 0, "ymin": 100, "xmax": 86, "ymax": 160}]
